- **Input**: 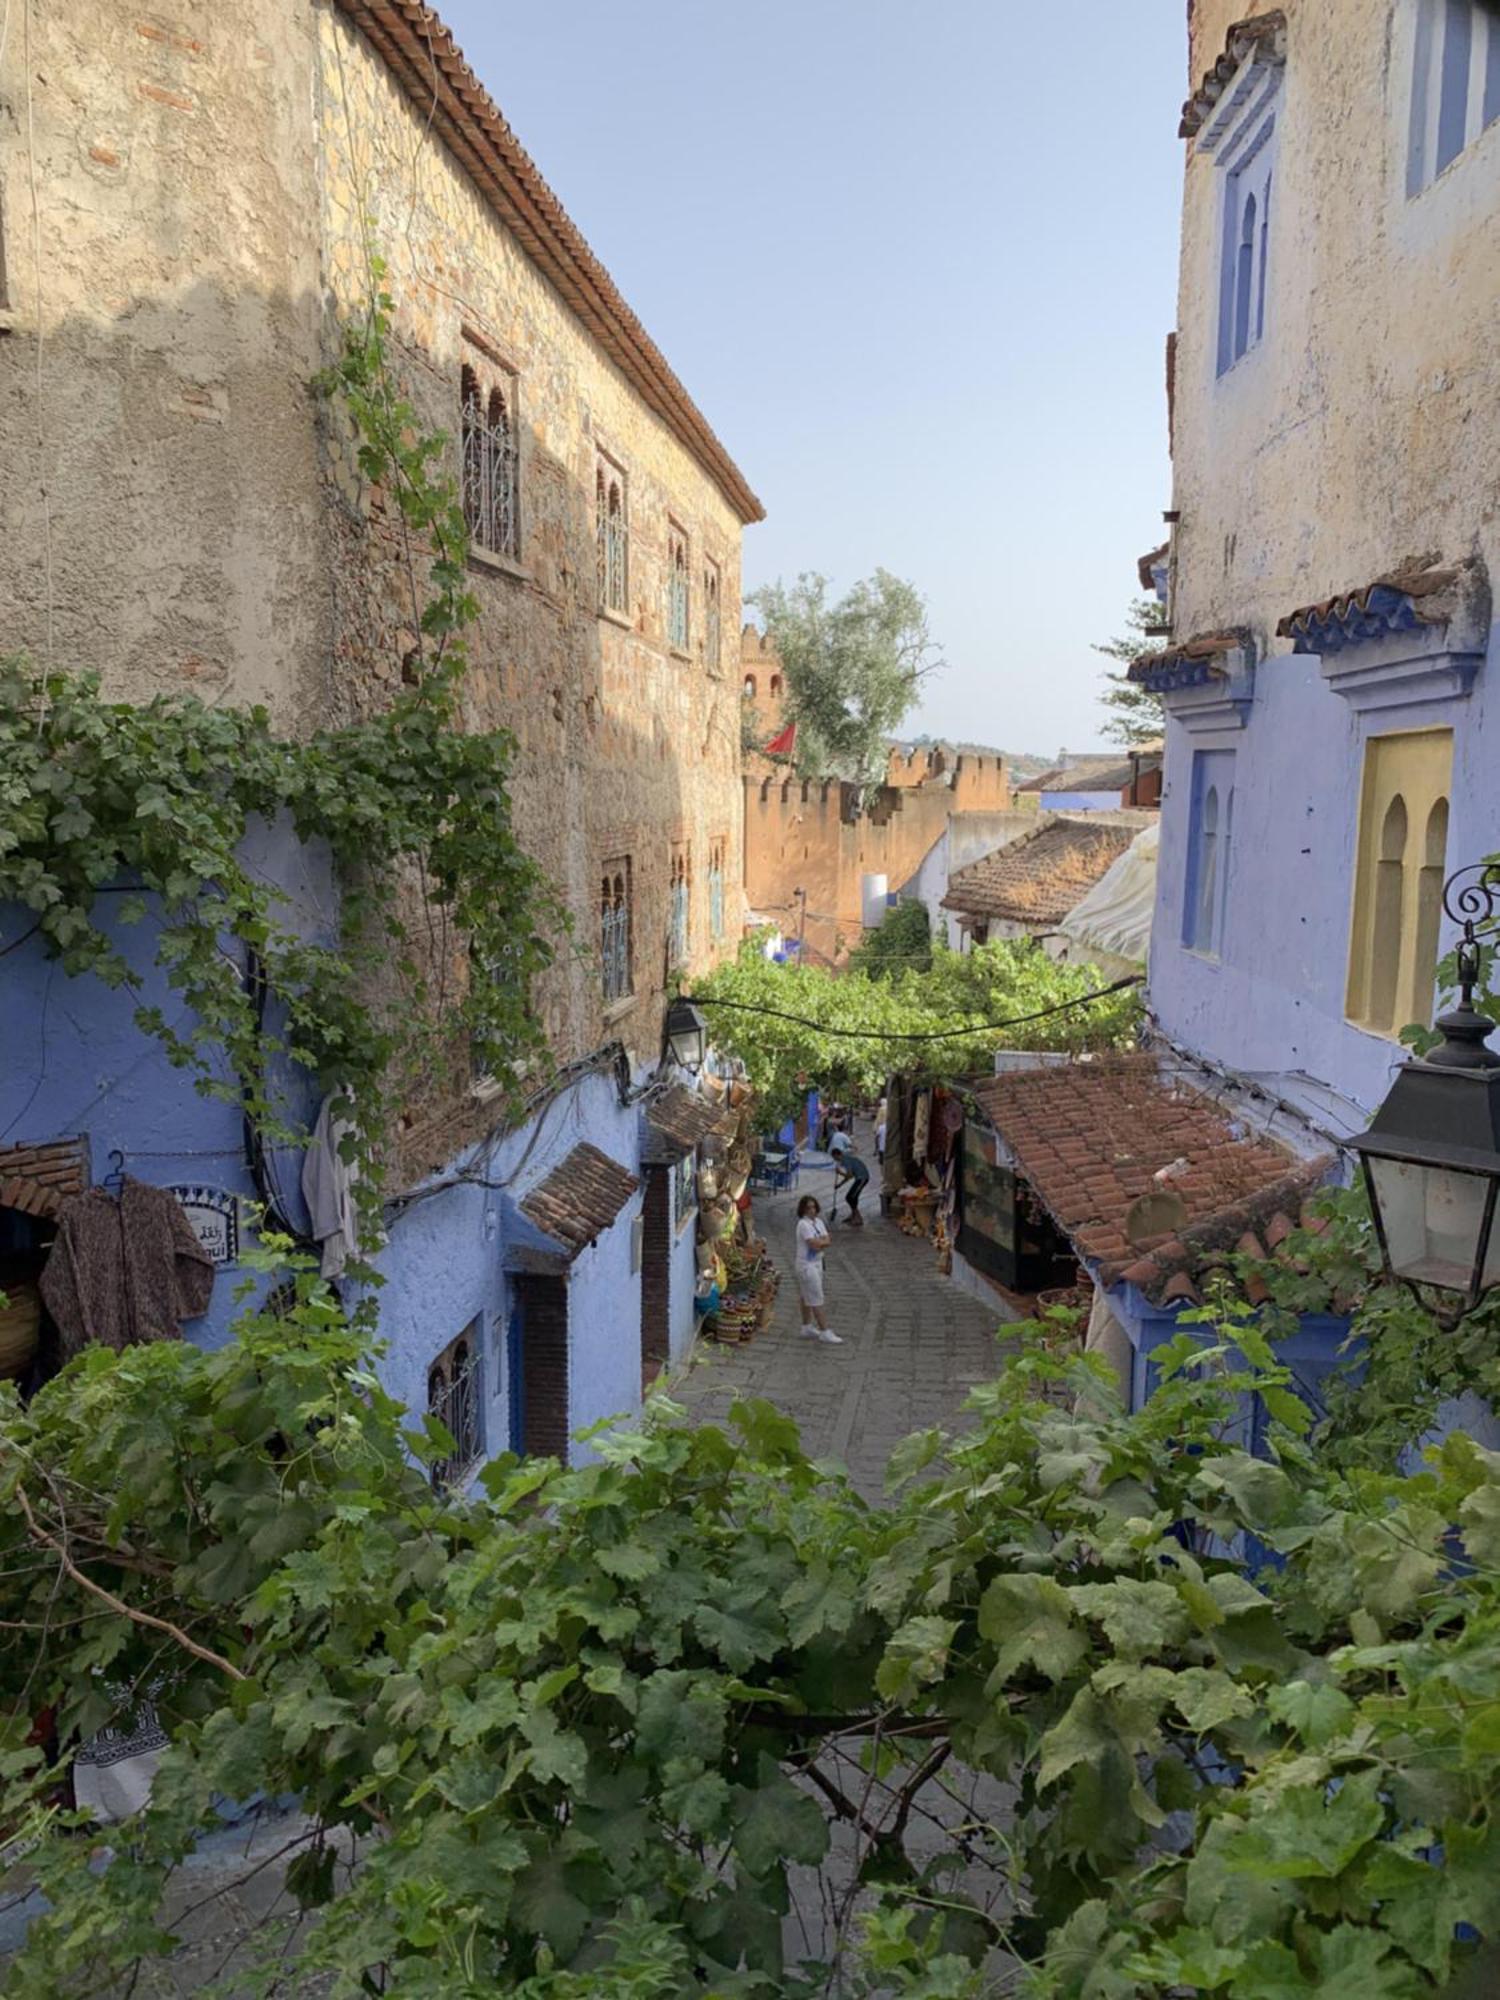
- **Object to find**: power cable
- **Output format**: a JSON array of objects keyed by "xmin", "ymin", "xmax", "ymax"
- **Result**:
[{"xmin": 680, "ymin": 974, "xmax": 1142, "ymax": 1043}]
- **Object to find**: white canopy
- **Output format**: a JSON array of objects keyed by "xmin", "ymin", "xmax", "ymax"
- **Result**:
[{"xmin": 1054, "ymin": 819, "xmax": 1159, "ymax": 968}]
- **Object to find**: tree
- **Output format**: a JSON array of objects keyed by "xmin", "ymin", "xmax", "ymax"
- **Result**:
[
  {"xmin": 750, "ymin": 571, "xmax": 942, "ymax": 788},
  {"xmin": 10, "ymin": 1257, "xmax": 1500, "ymax": 1995},
  {"xmin": 1095, "ymin": 597, "xmax": 1167, "ymax": 747},
  {"xmin": 846, "ymin": 900, "xmax": 932, "ymax": 981}
]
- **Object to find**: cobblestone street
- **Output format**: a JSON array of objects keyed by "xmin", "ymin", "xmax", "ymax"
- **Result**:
[{"xmin": 674, "ymin": 1142, "xmax": 1019, "ymax": 1497}]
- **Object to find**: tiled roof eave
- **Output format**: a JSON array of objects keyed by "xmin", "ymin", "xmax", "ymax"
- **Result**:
[
  {"xmin": 1127, "ymin": 629, "xmax": 1251, "ymax": 690},
  {"xmin": 330, "ymin": 0, "xmax": 764, "ymax": 525},
  {"xmin": 1180, "ymin": 10, "xmax": 1288, "ymax": 140},
  {"xmin": 1275, "ymin": 559, "xmax": 1484, "ymax": 657}
]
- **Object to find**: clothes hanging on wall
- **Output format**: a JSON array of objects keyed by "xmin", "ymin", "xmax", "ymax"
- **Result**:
[
  {"xmin": 302, "ymin": 1095, "xmax": 361, "ymax": 1279},
  {"xmin": 39, "ymin": 1179, "xmax": 214, "ymax": 1363}
]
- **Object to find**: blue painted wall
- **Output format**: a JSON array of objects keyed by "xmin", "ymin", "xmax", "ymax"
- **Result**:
[
  {"xmin": 669, "ymin": 1185, "xmax": 699, "ymax": 1365},
  {"xmin": 1040, "ymin": 789, "xmax": 1125, "ymax": 813},
  {"xmin": 1148, "ymin": 623, "xmax": 1500, "ymax": 1127}
]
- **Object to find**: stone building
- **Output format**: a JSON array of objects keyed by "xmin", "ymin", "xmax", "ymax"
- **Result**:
[{"xmin": 0, "ymin": 0, "xmax": 760, "ymax": 1465}]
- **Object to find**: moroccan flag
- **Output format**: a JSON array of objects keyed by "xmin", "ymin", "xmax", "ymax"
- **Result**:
[{"xmin": 764, "ymin": 720, "xmax": 797, "ymax": 757}]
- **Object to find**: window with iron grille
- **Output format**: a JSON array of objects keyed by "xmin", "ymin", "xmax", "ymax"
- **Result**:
[
  {"xmin": 669, "ymin": 846, "xmax": 691, "ymax": 966},
  {"xmin": 667, "ymin": 522, "xmax": 690, "ymax": 651},
  {"xmin": 673, "ymin": 1149, "xmax": 697, "ymax": 1230},
  {"xmin": 427, "ymin": 1320, "xmax": 483, "ymax": 1487},
  {"xmin": 708, "ymin": 836, "xmax": 726, "ymax": 940},
  {"xmin": 1409, "ymin": 0, "xmax": 1500, "ymax": 193},
  {"xmin": 596, "ymin": 454, "xmax": 628, "ymax": 614},
  {"xmin": 460, "ymin": 354, "xmax": 519, "ymax": 560},
  {"xmin": 703, "ymin": 557, "xmax": 722, "ymax": 670},
  {"xmin": 602, "ymin": 859, "xmax": 633, "ymax": 1002}
]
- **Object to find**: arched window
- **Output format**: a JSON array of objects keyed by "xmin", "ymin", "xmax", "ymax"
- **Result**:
[
  {"xmin": 427, "ymin": 1322, "xmax": 483, "ymax": 1488},
  {"xmin": 708, "ymin": 836, "xmax": 726, "ymax": 941},
  {"xmin": 1196, "ymin": 786, "xmax": 1220, "ymax": 947},
  {"xmin": 596, "ymin": 455, "xmax": 628, "ymax": 613},
  {"xmin": 703, "ymin": 559, "xmax": 722, "ymax": 669},
  {"xmin": 460, "ymin": 354, "xmax": 519, "ymax": 559},
  {"xmin": 669, "ymin": 846, "xmax": 691, "ymax": 965},
  {"xmin": 667, "ymin": 523, "xmax": 690, "ymax": 650},
  {"xmin": 1184, "ymin": 750, "xmax": 1235, "ymax": 955},
  {"xmin": 770, "ymin": 675, "xmax": 783, "ymax": 697},
  {"xmin": 1256, "ymin": 176, "xmax": 1272, "ymax": 343},
  {"xmin": 743, "ymin": 674, "xmax": 757, "ymax": 700},
  {"xmin": 1412, "ymin": 796, "xmax": 1450, "ymax": 1025},
  {"xmin": 601, "ymin": 861, "xmax": 632, "ymax": 1002},
  {"xmin": 1234, "ymin": 193, "xmax": 1257, "ymax": 362},
  {"xmin": 1368, "ymin": 793, "xmax": 1410, "ymax": 1031}
]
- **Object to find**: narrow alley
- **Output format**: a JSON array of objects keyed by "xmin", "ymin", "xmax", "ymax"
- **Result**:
[{"xmin": 675, "ymin": 1138, "xmax": 1016, "ymax": 1497}]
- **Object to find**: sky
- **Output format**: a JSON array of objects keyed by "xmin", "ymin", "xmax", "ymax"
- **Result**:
[{"xmin": 437, "ymin": 0, "xmax": 1187, "ymax": 760}]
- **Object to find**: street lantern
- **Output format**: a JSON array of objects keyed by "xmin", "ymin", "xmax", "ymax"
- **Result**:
[
  {"xmin": 664, "ymin": 996, "xmax": 708, "ymax": 1074},
  {"xmin": 1352, "ymin": 865, "xmax": 1500, "ymax": 1328}
]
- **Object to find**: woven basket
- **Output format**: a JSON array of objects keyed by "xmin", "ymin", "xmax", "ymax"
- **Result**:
[{"xmin": 0, "ymin": 1283, "xmax": 41, "ymax": 1380}]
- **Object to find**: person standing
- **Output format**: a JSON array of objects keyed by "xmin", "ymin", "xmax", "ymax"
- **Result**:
[
  {"xmin": 875, "ymin": 1096, "xmax": 888, "ymax": 1165},
  {"xmin": 794, "ymin": 1195, "xmax": 841, "ymax": 1344},
  {"xmin": 829, "ymin": 1131, "xmax": 871, "ymax": 1228}
]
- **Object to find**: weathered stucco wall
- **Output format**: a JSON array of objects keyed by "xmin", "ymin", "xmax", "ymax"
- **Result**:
[
  {"xmin": 1153, "ymin": 0, "xmax": 1500, "ymax": 1122},
  {"xmin": 0, "ymin": 2, "xmax": 333, "ymax": 720},
  {"xmin": 316, "ymin": 4, "xmax": 748, "ymax": 1078}
]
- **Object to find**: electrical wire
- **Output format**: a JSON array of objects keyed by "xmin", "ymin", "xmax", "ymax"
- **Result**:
[{"xmin": 680, "ymin": 973, "xmax": 1142, "ymax": 1043}]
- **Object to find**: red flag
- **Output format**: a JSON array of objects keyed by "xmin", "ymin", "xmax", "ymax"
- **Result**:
[{"xmin": 764, "ymin": 720, "xmax": 797, "ymax": 757}]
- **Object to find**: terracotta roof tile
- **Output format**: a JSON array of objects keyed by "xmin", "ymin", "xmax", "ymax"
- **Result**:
[
  {"xmin": 1014, "ymin": 757, "xmax": 1131, "ymax": 794},
  {"xmin": 0, "ymin": 1138, "xmax": 89, "ymax": 1218},
  {"xmin": 941, "ymin": 816, "xmax": 1142, "ymax": 927},
  {"xmin": 1127, "ymin": 629, "xmax": 1250, "ymax": 686},
  {"xmin": 972, "ymin": 1056, "xmax": 1333, "ymax": 1306},
  {"xmin": 1180, "ymin": 11, "xmax": 1287, "ymax": 140},
  {"xmin": 331, "ymin": 1, "xmax": 762, "ymax": 524},
  {"xmin": 519, "ymin": 1142, "xmax": 638, "ymax": 1258},
  {"xmin": 641, "ymin": 1083, "xmax": 734, "ymax": 1162},
  {"xmin": 1275, "ymin": 555, "xmax": 1486, "ymax": 652}
]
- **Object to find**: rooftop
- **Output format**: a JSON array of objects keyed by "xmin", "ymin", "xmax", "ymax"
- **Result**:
[
  {"xmin": 1013, "ymin": 756, "xmax": 1134, "ymax": 795},
  {"xmin": 941, "ymin": 815, "xmax": 1144, "ymax": 928},
  {"xmin": 519, "ymin": 1142, "xmax": 639, "ymax": 1258},
  {"xmin": 642, "ymin": 1083, "xmax": 735, "ymax": 1163},
  {"xmin": 973, "ymin": 1055, "xmax": 1333, "ymax": 1305},
  {"xmin": 331, "ymin": 0, "xmax": 763, "ymax": 525},
  {"xmin": 1276, "ymin": 555, "xmax": 1482, "ymax": 654}
]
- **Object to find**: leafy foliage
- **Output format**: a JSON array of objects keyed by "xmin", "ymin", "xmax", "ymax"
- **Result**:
[
  {"xmin": 7, "ymin": 1289, "xmax": 1500, "ymax": 1994},
  {"xmin": 694, "ymin": 936, "xmax": 1139, "ymax": 1126},
  {"xmin": 847, "ymin": 900, "xmax": 933, "ymax": 981},
  {"xmin": 750, "ymin": 572, "xmax": 942, "ymax": 788},
  {"xmin": 0, "ymin": 275, "xmax": 555, "ymax": 1230},
  {"xmin": 1094, "ymin": 598, "xmax": 1166, "ymax": 748}
]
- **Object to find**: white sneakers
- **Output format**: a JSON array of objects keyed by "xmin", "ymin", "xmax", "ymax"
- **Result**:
[{"xmin": 800, "ymin": 1325, "xmax": 844, "ymax": 1344}]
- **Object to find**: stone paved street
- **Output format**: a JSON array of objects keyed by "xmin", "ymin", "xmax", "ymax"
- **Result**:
[{"xmin": 674, "ymin": 1139, "xmax": 1020, "ymax": 1497}]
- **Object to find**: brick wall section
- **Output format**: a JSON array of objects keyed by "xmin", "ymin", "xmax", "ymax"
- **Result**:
[
  {"xmin": 515, "ymin": 1273, "xmax": 569, "ymax": 1460},
  {"xmin": 0, "ymin": 1139, "xmax": 90, "ymax": 1217},
  {"xmin": 639, "ymin": 1165, "xmax": 671, "ymax": 1373}
]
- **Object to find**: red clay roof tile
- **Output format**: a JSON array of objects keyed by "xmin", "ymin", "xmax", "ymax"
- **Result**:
[
  {"xmin": 519, "ymin": 1143, "xmax": 638, "ymax": 1258},
  {"xmin": 941, "ymin": 816, "xmax": 1143, "ymax": 927}
]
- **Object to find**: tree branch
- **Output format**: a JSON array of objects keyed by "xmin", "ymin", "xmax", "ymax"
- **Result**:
[{"xmin": 15, "ymin": 1485, "xmax": 247, "ymax": 1683}]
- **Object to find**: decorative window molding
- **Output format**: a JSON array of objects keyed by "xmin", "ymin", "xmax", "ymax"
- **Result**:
[
  {"xmin": 669, "ymin": 843, "xmax": 691, "ymax": 966},
  {"xmin": 703, "ymin": 556, "xmax": 722, "ymax": 672},
  {"xmin": 1180, "ymin": 11, "xmax": 1287, "ymax": 142},
  {"xmin": 601, "ymin": 858, "xmax": 632, "ymax": 1002},
  {"xmin": 666, "ymin": 520, "xmax": 690, "ymax": 652},
  {"xmin": 427, "ymin": 1320, "xmax": 483, "ymax": 1487},
  {"xmin": 460, "ymin": 347, "xmax": 520, "ymax": 561},
  {"xmin": 1192, "ymin": 23, "xmax": 1285, "ymax": 376},
  {"xmin": 595, "ymin": 452, "xmax": 628, "ymax": 616},
  {"xmin": 1183, "ymin": 749, "xmax": 1236, "ymax": 958},
  {"xmin": 1277, "ymin": 556, "xmax": 1489, "ymax": 714},
  {"xmin": 1346, "ymin": 728, "xmax": 1453, "ymax": 1038},
  {"xmin": 1128, "ymin": 630, "xmax": 1257, "ymax": 734},
  {"xmin": 1408, "ymin": 0, "xmax": 1500, "ymax": 196}
]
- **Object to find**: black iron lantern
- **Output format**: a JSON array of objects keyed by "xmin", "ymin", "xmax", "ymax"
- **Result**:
[
  {"xmin": 664, "ymin": 996, "xmax": 708, "ymax": 1074},
  {"xmin": 1352, "ymin": 866, "xmax": 1500, "ymax": 1328}
]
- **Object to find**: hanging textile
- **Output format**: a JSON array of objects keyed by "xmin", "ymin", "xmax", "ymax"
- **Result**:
[
  {"xmin": 302, "ymin": 1094, "xmax": 361, "ymax": 1279},
  {"xmin": 912, "ymin": 1089, "xmax": 932, "ymax": 1166},
  {"xmin": 40, "ymin": 1179, "xmax": 214, "ymax": 1362}
]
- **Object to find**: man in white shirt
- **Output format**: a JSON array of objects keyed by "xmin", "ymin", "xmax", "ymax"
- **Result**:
[{"xmin": 794, "ymin": 1195, "xmax": 841, "ymax": 1344}]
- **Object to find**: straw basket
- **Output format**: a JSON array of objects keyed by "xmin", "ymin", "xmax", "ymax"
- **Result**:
[{"xmin": 0, "ymin": 1282, "xmax": 41, "ymax": 1380}]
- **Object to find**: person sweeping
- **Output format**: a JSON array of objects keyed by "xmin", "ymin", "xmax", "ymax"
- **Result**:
[{"xmin": 829, "ymin": 1130, "xmax": 871, "ymax": 1228}]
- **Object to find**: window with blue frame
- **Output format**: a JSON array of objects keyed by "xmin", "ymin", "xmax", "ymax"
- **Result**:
[
  {"xmin": 1409, "ymin": 0, "xmax": 1500, "ymax": 194},
  {"xmin": 1217, "ymin": 119, "xmax": 1276, "ymax": 374},
  {"xmin": 1182, "ymin": 749, "xmax": 1236, "ymax": 957}
]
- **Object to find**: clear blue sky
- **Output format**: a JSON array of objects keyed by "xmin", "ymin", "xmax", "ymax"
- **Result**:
[{"xmin": 438, "ymin": 0, "xmax": 1187, "ymax": 759}]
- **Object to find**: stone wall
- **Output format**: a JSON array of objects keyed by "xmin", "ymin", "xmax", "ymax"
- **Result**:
[
  {"xmin": 316, "ymin": 3, "xmax": 749, "ymax": 1076},
  {"xmin": 0, "ymin": 1, "xmax": 333, "ymax": 721}
]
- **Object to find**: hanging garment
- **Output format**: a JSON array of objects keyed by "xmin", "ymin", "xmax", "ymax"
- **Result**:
[
  {"xmin": 302, "ymin": 1095, "xmax": 361, "ymax": 1279},
  {"xmin": 912, "ymin": 1090, "xmax": 932, "ymax": 1166},
  {"xmin": 40, "ymin": 1179, "xmax": 214, "ymax": 1362}
]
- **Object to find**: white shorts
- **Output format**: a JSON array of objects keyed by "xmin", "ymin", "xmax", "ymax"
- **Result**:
[{"xmin": 797, "ymin": 1263, "xmax": 825, "ymax": 1310}]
